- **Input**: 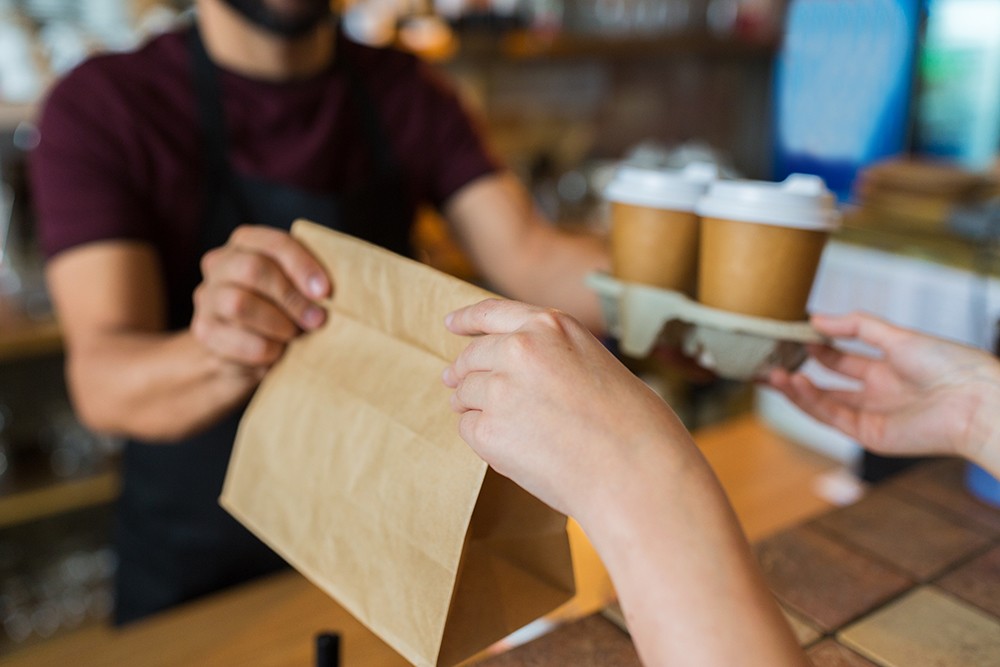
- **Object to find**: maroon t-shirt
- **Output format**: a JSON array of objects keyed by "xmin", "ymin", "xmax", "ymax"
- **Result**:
[{"xmin": 30, "ymin": 27, "xmax": 498, "ymax": 275}]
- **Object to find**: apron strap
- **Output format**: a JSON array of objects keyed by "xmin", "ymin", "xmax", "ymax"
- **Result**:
[
  {"xmin": 187, "ymin": 21, "xmax": 400, "ymax": 221},
  {"xmin": 336, "ymin": 45, "xmax": 397, "ymax": 179},
  {"xmin": 188, "ymin": 26, "xmax": 257, "ymax": 233}
]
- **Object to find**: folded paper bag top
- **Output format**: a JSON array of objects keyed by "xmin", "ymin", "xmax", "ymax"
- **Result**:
[{"xmin": 220, "ymin": 220, "xmax": 577, "ymax": 667}]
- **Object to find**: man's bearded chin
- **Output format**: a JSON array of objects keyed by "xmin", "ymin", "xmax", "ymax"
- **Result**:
[{"xmin": 220, "ymin": 0, "xmax": 332, "ymax": 38}]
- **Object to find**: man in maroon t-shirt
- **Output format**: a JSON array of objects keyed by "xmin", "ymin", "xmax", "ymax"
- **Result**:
[{"xmin": 31, "ymin": 0, "xmax": 608, "ymax": 624}]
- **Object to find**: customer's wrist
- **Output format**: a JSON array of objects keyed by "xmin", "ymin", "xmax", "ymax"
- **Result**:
[
  {"xmin": 576, "ymin": 433, "xmax": 710, "ymax": 558},
  {"xmin": 963, "ymin": 361, "xmax": 1000, "ymax": 478}
]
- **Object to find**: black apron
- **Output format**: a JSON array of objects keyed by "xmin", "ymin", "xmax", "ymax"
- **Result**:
[{"xmin": 113, "ymin": 25, "xmax": 414, "ymax": 625}]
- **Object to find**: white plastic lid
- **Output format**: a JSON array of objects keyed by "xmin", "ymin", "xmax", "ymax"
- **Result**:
[
  {"xmin": 695, "ymin": 174, "xmax": 841, "ymax": 230},
  {"xmin": 604, "ymin": 162, "xmax": 718, "ymax": 212}
]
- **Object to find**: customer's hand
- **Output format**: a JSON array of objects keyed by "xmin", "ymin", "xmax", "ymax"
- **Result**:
[
  {"xmin": 191, "ymin": 226, "xmax": 330, "ymax": 371},
  {"xmin": 445, "ymin": 300, "xmax": 810, "ymax": 667},
  {"xmin": 443, "ymin": 298, "xmax": 694, "ymax": 520},
  {"xmin": 768, "ymin": 312, "xmax": 1000, "ymax": 468}
]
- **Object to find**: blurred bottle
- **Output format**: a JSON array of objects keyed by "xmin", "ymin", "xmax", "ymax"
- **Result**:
[
  {"xmin": 561, "ymin": 0, "xmax": 696, "ymax": 35},
  {"xmin": 500, "ymin": 0, "xmax": 543, "ymax": 31},
  {"xmin": 434, "ymin": 0, "xmax": 533, "ymax": 30},
  {"xmin": 0, "ymin": 184, "xmax": 16, "ymax": 298},
  {"xmin": 0, "ymin": 511, "xmax": 116, "ymax": 651},
  {"xmin": 0, "ymin": 402, "xmax": 10, "ymax": 481},
  {"xmin": 706, "ymin": 0, "xmax": 784, "ymax": 40}
]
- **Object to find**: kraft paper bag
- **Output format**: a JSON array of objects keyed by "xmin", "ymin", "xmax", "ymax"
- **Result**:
[{"xmin": 220, "ymin": 220, "xmax": 577, "ymax": 667}]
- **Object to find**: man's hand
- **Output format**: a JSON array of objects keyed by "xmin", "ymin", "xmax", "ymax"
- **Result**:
[
  {"xmin": 768, "ymin": 312, "xmax": 1000, "ymax": 469},
  {"xmin": 192, "ymin": 225, "xmax": 331, "ymax": 371}
]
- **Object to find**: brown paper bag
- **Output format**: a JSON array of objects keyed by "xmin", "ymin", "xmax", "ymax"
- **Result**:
[{"xmin": 220, "ymin": 221, "xmax": 576, "ymax": 667}]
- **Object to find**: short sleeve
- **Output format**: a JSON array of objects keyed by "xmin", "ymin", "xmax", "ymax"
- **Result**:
[
  {"xmin": 370, "ymin": 49, "xmax": 501, "ymax": 209},
  {"xmin": 416, "ymin": 62, "xmax": 500, "ymax": 206},
  {"xmin": 29, "ymin": 58, "xmax": 154, "ymax": 259}
]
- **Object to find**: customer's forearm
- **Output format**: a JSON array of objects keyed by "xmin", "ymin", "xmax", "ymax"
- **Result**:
[
  {"xmin": 66, "ymin": 330, "xmax": 261, "ymax": 442},
  {"xmin": 579, "ymin": 443, "xmax": 808, "ymax": 667}
]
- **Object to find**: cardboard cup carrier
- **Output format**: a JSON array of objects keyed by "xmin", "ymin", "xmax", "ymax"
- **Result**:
[
  {"xmin": 605, "ymin": 162, "xmax": 717, "ymax": 295},
  {"xmin": 695, "ymin": 174, "xmax": 840, "ymax": 321}
]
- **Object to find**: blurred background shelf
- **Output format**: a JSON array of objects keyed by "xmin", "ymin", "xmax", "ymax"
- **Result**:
[
  {"xmin": 450, "ymin": 28, "xmax": 780, "ymax": 62},
  {"xmin": 0, "ymin": 458, "xmax": 120, "ymax": 530},
  {"xmin": 495, "ymin": 30, "xmax": 779, "ymax": 61},
  {"xmin": 0, "ymin": 315, "xmax": 62, "ymax": 362}
]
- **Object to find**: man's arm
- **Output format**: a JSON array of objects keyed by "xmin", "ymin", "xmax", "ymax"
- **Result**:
[
  {"xmin": 444, "ymin": 171, "xmax": 610, "ymax": 333},
  {"xmin": 47, "ymin": 227, "xmax": 330, "ymax": 442}
]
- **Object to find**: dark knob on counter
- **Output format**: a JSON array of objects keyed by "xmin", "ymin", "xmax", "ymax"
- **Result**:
[{"xmin": 315, "ymin": 631, "xmax": 341, "ymax": 667}]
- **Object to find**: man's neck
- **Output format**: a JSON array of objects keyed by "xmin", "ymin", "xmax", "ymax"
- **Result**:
[{"xmin": 197, "ymin": 0, "xmax": 335, "ymax": 81}]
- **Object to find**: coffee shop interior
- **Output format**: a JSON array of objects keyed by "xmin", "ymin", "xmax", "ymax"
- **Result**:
[{"xmin": 2, "ymin": 0, "xmax": 1000, "ymax": 665}]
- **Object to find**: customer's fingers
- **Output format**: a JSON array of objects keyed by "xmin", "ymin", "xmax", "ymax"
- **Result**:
[
  {"xmin": 811, "ymin": 312, "xmax": 903, "ymax": 349},
  {"xmin": 457, "ymin": 410, "xmax": 484, "ymax": 449},
  {"xmin": 446, "ymin": 298, "xmax": 543, "ymax": 336},
  {"xmin": 779, "ymin": 372, "xmax": 863, "ymax": 437},
  {"xmin": 450, "ymin": 371, "xmax": 491, "ymax": 413},
  {"xmin": 443, "ymin": 335, "xmax": 503, "ymax": 387},
  {"xmin": 808, "ymin": 344, "xmax": 876, "ymax": 380}
]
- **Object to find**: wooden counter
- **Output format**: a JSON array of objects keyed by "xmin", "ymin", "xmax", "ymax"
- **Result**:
[{"xmin": 3, "ymin": 415, "xmax": 839, "ymax": 666}]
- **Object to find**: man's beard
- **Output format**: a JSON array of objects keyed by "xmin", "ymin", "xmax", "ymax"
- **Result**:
[{"xmin": 220, "ymin": 0, "xmax": 332, "ymax": 38}]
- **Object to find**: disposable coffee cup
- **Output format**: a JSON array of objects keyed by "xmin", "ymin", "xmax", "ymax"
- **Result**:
[
  {"xmin": 604, "ymin": 162, "xmax": 717, "ymax": 294},
  {"xmin": 695, "ymin": 174, "xmax": 840, "ymax": 321}
]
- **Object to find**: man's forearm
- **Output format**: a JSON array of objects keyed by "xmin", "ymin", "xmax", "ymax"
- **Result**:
[
  {"xmin": 66, "ymin": 330, "xmax": 261, "ymax": 442},
  {"xmin": 445, "ymin": 172, "xmax": 610, "ymax": 333},
  {"xmin": 499, "ymin": 224, "xmax": 609, "ymax": 333}
]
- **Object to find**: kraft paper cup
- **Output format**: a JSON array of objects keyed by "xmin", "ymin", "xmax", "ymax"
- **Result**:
[
  {"xmin": 695, "ymin": 174, "xmax": 840, "ymax": 321},
  {"xmin": 605, "ymin": 162, "xmax": 717, "ymax": 295}
]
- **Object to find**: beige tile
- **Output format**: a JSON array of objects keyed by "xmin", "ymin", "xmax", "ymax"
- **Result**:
[
  {"xmin": 781, "ymin": 605, "xmax": 822, "ymax": 647},
  {"xmin": 839, "ymin": 586, "xmax": 1000, "ymax": 667}
]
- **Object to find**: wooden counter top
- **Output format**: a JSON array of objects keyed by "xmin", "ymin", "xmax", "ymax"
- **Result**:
[
  {"xmin": 4, "ymin": 415, "xmax": 839, "ymax": 666},
  {"xmin": 689, "ymin": 414, "xmax": 839, "ymax": 542},
  {"xmin": 5, "ymin": 569, "xmax": 407, "ymax": 667}
]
